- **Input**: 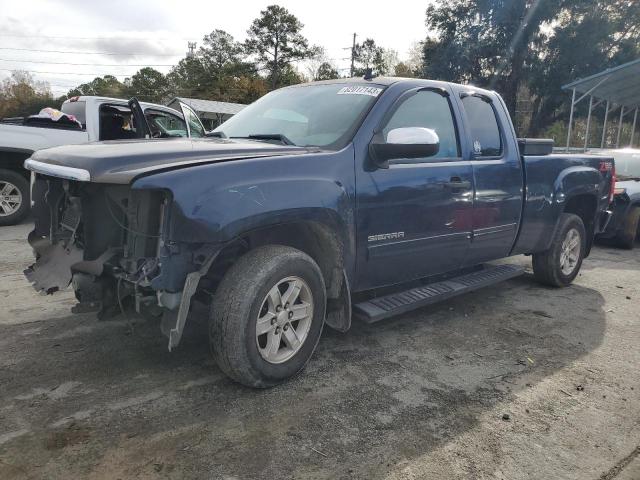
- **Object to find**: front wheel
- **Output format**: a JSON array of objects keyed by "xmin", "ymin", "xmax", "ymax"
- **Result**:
[
  {"xmin": 532, "ymin": 213, "xmax": 586, "ymax": 287},
  {"xmin": 209, "ymin": 245, "xmax": 326, "ymax": 388}
]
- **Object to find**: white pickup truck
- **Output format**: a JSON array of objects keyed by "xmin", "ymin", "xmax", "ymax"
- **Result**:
[{"xmin": 0, "ymin": 96, "xmax": 206, "ymax": 225}]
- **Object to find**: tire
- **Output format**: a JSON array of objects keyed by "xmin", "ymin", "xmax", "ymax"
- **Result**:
[
  {"xmin": 209, "ymin": 245, "xmax": 326, "ymax": 388},
  {"xmin": 0, "ymin": 169, "xmax": 30, "ymax": 226},
  {"xmin": 532, "ymin": 213, "xmax": 586, "ymax": 288},
  {"xmin": 616, "ymin": 207, "xmax": 640, "ymax": 250}
]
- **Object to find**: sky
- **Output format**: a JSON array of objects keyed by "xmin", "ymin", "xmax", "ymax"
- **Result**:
[{"xmin": 0, "ymin": 0, "xmax": 434, "ymax": 97}]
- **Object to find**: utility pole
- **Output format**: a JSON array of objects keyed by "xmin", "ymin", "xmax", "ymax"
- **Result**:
[
  {"xmin": 187, "ymin": 42, "xmax": 197, "ymax": 58},
  {"xmin": 350, "ymin": 33, "xmax": 357, "ymax": 77}
]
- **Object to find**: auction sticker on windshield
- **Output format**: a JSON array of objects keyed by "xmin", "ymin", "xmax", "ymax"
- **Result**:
[{"xmin": 337, "ymin": 86, "xmax": 383, "ymax": 97}]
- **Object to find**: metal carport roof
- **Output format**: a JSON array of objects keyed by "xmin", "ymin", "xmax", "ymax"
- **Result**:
[
  {"xmin": 167, "ymin": 97, "xmax": 246, "ymax": 117},
  {"xmin": 562, "ymin": 58, "xmax": 640, "ymax": 150},
  {"xmin": 563, "ymin": 58, "xmax": 640, "ymax": 109}
]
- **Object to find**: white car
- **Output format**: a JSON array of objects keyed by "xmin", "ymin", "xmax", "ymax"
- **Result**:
[{"xmin": 0, "ymin": 96, "xmax": 206, "ymax": 225}]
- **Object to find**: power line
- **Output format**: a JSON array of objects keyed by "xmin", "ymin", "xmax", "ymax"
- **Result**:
[
  {"xmin": 0, "ymin": 33, "xmax": 196, "ymax": 41},
  {"xmin": 0, "ymin": 47, "xmax": 183, "ymax": 57},
  {"xmin": 0, "ymin": 68, "xmax": 132, "ymax": 77},
  {"xmin": 0, "ymin": 59, "xmax": 175, "ymax": 67}
]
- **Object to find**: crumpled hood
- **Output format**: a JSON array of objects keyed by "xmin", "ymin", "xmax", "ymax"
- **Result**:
[{"xmin": 26, "ymin": 137, "xmax": 314, "ymax": 184}]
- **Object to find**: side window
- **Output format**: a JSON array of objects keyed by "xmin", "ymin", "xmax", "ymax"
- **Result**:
[
  {"xmin": 461, "ymin": 96, "xmax": 502, "ymax": 157},
  {"xmin": 383, "ymin": 90, "xmax": 460, "ymax": 158}
]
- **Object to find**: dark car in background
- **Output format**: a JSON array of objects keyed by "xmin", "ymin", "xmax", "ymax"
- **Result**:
[{"xmin": 596, "ymin": 148, "xmax": 640, "ymax": 248}]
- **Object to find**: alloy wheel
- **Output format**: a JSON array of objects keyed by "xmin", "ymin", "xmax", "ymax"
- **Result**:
[
  {"xmin": 255, "ymin": 276, "xmax": 314, "ymax": 364},
  {"xmin": 560, "ymin": 228, "xmax": 581, "ymax": 276},
  {"xmin": 0, "ymin": 181, "xmax": 22, "ymax": 217}
]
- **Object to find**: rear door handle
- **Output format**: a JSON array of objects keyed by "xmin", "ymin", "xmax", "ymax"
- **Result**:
[{"xmin": 444, "ymin": 177, "xmax": 471, "ymax": 189}]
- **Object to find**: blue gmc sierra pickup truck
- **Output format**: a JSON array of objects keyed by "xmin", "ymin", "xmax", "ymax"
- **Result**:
[{"xmin": 24, "ymin": 77, "xmax": 615, "ymax": 387}]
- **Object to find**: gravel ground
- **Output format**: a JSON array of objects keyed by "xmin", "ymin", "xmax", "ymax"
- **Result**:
[{"xmin": 0, "ymin": 222, "xmax": 638, "ymax": 480}]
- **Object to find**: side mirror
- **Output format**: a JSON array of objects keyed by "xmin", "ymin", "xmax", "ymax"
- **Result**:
[{"xmin": 369, "ymin": 127, "xmax": 440, "ymax": 168}]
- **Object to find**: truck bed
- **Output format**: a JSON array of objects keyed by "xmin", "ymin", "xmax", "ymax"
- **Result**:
[
  {"xmin": 513, "ymin": 152, "xmax": 614, "ymax": 255},
  {"xmin": 0, "ymin": 123, "xmax": 89, "ymax": 152}
]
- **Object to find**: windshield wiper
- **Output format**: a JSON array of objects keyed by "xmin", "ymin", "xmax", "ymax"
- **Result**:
[{"xmin": 231, "ymin": 133, "xmax": 296, "ymax": 146}]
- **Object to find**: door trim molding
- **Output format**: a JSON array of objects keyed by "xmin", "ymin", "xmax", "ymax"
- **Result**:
[
  {"xmin": 368, "ymin": 231, "xmax": 471, "ymax": 258},
  {"xmin": 472, "ymin": 223, "xmax": 518, "ymax": 238}
]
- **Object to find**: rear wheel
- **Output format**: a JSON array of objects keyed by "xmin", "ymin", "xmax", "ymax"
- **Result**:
[
  {"xmin": 532, "ymin": 213, "xmax": 586, "ymax": 287},
  {"xmin": 0, "ymin": 169, "xmax": 30, "ymax": 226},
  {"xmin": 616, "ymin": 207, "xmax": 640, "ymax": 249},
  {"xmin": 209, "ymin": 245, "xmax": 326, "ymax": 388}
]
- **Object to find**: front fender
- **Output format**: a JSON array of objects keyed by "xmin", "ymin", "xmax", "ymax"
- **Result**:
[{"xmin": 132, "ymin": 149, "xmax": 356, "ymax": 270}]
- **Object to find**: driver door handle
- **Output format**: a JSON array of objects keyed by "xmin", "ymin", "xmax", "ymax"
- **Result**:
[{"xmin": 444, "ymin": 177, "xmax": 471, "ymax": 189}]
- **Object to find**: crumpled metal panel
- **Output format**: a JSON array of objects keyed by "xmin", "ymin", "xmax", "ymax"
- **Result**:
[{"xmin": 23, "ymin": 243, "xmax": 83, "ymax": 294}]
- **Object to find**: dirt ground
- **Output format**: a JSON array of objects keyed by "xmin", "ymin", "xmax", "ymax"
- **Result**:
[{"xmin": 0, "ymin": 221, "xmax": 638, "ymax": 480}]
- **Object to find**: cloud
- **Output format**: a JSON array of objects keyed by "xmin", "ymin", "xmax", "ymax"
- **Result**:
[{"xmin": 90, "ymin": 36, "xmax": 184, "ymax": 60}]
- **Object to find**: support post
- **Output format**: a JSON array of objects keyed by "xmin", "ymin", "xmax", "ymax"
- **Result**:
[
  {"xmin": 616, "ymin": 106, "xmax": 625, "ymax": 148},
  {"xmin": 566, "ymin": 88, "xmax": 576, "ymax": 151},
  {"xmin": 630, "ymin": 108, "xmax": 639, "ymax": 148},
  {"xmin": 584, "ymin": 96, "xmax": 593, "ymax": 151},
  {"xmin": 601, "ymin": 101, "xmax": 610, "ymax": 148}
]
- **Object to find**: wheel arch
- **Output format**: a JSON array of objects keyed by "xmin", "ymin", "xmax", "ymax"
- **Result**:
[
  {"xmin": 205, "ymin": 219, "xmax": 352, "ymax": 332},
  {"xmin": 0, "ymin": 148, "xmax": 34, "ymax": 178}
]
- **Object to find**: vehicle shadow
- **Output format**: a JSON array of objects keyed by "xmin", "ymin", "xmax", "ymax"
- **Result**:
[{"xmin": 0, "ymin": 274, "xmax": 606, "ymax": 480}]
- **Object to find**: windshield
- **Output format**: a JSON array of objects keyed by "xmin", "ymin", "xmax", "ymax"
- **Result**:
[{"xmin": 214, "ymin": 83, "xmax": 384, "ymax": 148}]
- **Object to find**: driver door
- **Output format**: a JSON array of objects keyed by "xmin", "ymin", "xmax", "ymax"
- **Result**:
[
  {"xmin": 127, "ymin": 97, "xmax": 152, "ymax": 139},
  {"xmin": 355, "ymin": 87, "xmax": 474, "ymax": 290}
]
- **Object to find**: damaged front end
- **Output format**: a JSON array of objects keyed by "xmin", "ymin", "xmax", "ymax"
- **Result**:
[{"xmin": 25, "ymin": 173, "xmax": 219, "ymax": 350}]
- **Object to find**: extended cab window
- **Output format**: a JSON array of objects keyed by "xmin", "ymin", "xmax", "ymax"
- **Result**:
[
  {"xmin": 383, "ymin": 90, "xmax": 460, "ymax": 158},
  {"xmin": 461, "ymin": 96, "xmax": 502, "ymax": 157}
]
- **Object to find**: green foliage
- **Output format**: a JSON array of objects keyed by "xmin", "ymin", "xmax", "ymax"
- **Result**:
[
  {"xmin": 245, "ymin": 5, "xmax": 315, "ymax": 88},
  {"xmin": 421, "ymin": 0, "xmax": 640, "ymax": 136},
  {"xmin": 0, "ymin": 71, "xmax": 56, "ymax": 118},
  {"xmin": 353, "ymin": 38, "xmax": 388, "ymax": 76},
  {"xmin": 67, "ymin": 74, "xmax": 128, "ymax": 99},
  {"xmin": 126, "ymin": 67, "xmax": 170, "ymax": 103},
  {"xmin": 422, "ymin": 0, "xmax": 562, "ymax": 120},
  {"xmin": 528, "ymin": 0, "xmax": 640, "ymax": 135},
  {"xmin": 316, "ymin": 62, "xmax": 340, "ymax": 81},
  {"xmin": 394, "ymin": 62, "xmax": 415, "ymax": 78}
]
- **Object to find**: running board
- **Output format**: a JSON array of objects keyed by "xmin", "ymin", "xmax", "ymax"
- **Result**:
[{"xmin": 353, "ymin": 264, "xmax": 524, "ymax": 323}]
